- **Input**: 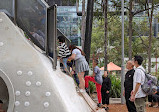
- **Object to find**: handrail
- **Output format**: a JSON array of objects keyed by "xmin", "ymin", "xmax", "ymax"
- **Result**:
[{"xmin": 53, "ymin": 5, "xmax": 57, "ymax": 69}]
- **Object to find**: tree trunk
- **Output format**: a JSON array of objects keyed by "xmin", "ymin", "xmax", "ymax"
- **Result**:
[
  {"xmin": 148, "ymin": 0, "xmax": 154, "ymax": 73},
  {"xmin": 104, "ymin": 0, "xmax": 108, "ymax": 71},
  {"xmin": 156, "ymin": 53, "xmax": 158, "ymax": 77},
  {"xmin": 128, "ymin": 0, "xmax": 133, "ymax": 60},
  {"xmin": 84, "ymin": 0, "xmax": 94, "ymax": 64},
  {"xmin": 81, "ymin": 0, "xmax": 86, "ymax": 50},
  {"xmin": 148, "ymin": 21, "xmax": 152, "ymax": 73}
]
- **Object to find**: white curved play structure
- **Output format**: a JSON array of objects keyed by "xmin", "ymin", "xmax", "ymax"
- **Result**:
[{"xmin": 0, "ymin": 12, "xmax": 105, "ymax": 112}]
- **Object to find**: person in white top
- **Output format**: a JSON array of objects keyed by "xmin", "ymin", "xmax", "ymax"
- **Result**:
[
  {"xmin": 130, "ymin": 55, "xmax": 146, "ymax": 112},
  {"xmin": 68, "ymin": 45, "xmax": 89, "ymax": 92}
]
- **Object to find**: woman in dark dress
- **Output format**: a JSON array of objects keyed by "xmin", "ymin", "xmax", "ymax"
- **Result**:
[{"xmin": 101, "ymin": 71, "xmax": 111, "ymax": 110}]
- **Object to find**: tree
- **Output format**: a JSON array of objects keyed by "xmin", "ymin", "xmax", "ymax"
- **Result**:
[
  {"xmin": 81, "ymin": 0, "xmax": 86, "ymax": 50},
  {"xmin": 103, "ymin": 0, "xmax": 108, "ymax": 71},
  {"xmin": 91, "ymin": 0, "xmax": 159, "ymax": 73},
  {"xmin": 91, "ymin": 16, "xmax": 125, "ymax": 67},
  {"xmin": 128, "ymin": 0, "xmax": 133, "ymax": 60},
  {"xmin": 84, "ymin": 0, "xmax": 94, "ymax": 64},
  {"xmin": 146, "ymin": 0, "xmax": 154, "ymax": 73},
  {"xmin": 143, "ymin": 0, "xmax": 159, "ymax": 73},
  {"xmin": 110, "ymin": 0, "xmax": 159, "ymax": 60},
  {"xmin": 145, "ymin": 0, "xmax": 159, "ymax": 73}
]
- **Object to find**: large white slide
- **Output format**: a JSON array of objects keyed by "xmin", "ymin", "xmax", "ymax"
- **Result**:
[{"xmin": 0, "ymin": 12, "xmax": 105, "ymax": 112}]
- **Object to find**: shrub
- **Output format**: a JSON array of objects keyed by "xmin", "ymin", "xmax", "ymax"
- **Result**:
[
  {"xmin": 109, "ymin": 74, "xmax": 121, "ymax": 98},
  {"xmin": 87, "ymin": 73, "xmax": 121, "ymax": 97},
  {"xmin": 89, "ymin": 81, "xmax": 96, "ymax": 93}
]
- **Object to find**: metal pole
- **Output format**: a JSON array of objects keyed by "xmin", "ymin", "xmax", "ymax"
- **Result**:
[{"xmin": 121, "ymin": 0, "xmax": 125, "ymax": 104}]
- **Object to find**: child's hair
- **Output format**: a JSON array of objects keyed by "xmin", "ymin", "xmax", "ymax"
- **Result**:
[
  {"xmin": 69, "ymin": 45, "xmax": 85, "ymax": 56},
  {"xmin": 94, "ymin": 59, "xmax": 98, "ymax": 65},
  {"xmin": 0, "ymin": 100, "xmax": 3, "ymax": 104},
  {"xmin": 58, "ymin": 36, "xmax": 65, "ymax": 43}
]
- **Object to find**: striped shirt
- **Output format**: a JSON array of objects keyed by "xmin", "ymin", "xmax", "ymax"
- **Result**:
[{"xmin": 58, "ymin": 43, "xmax": 71, "ymax": 58}]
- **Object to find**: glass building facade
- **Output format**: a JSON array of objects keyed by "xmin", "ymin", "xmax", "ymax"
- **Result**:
[
  {"xmin": 45, "ymin": 0, "xmax": 82, "ymax": 46},
  {"xmin": 57, "ymin": 6, "xmax": 81, "ymax": 46},
  {"xmin": 46, "ymin": 0, "xmax": 101, "ymax": 46},
  {"xmin": 46, "ymin": 0, "xmax": 103, "ymax": 46}
]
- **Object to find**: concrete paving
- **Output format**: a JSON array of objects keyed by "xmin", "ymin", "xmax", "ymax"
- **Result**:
[{"xmin": 109, "ymin": 98, "xmax": 122, "ymax": 104}]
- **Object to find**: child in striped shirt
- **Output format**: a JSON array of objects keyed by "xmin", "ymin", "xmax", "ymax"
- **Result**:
[{"xmin": 58, "ymin": 36, "xmax": 71, "ymax": 73}]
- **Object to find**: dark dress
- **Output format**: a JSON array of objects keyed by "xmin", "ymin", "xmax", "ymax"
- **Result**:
[
  {"xmin": 124, "ymin": 69, "xmax": 136, "ymax": 112},
  {"xmin": 101, "ymin": 76, "xmax": 111, "ymax": 105}
]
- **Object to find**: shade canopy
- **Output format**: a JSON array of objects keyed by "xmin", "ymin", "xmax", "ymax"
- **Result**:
[{"xmin": 100, "ymin": 62, "xmax": 121, "ymax": 71}]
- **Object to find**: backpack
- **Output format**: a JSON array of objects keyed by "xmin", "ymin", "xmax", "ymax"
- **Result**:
[{"xmin": 138, "ymin": 68, "xmax": 158, "ymax": 95}]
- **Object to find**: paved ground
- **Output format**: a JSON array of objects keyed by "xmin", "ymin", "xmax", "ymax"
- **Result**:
[
  {"xmin": 108, "ymin": 104, "xmax": 159, "ymax": 112},
  {"xmin": 93, "ymin": 97, "xmax": 159, "ymax": 112}
]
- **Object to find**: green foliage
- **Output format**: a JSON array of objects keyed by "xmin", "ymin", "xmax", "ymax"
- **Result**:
[
  {"xmin": 133, "ymin": 18, "xmax": 149, "ymax": 37},
  {"xmin": 91, "ymin": 14, "xmax": 159, "ymax": 68},
  {"xmin": 89, "ymin": 81, "xmax": 96, "ymax": 94},
  {"xmin": 91, "ymin": 20, "xmax": 104, "ymax": 54},
  {"xmin": 24, "ymin": 33, "xmax": 29, "ymax": 39},
  {"xmin": 88, "ymin": 74, "xmax": 121, "ymax": 98},
  {"xmin": 109, "ymin": 74, "xmax": 121, "ymax": 98},
  {"xmin": 91, "ymin": 16, "xmax": 125, "ymax": 66}
]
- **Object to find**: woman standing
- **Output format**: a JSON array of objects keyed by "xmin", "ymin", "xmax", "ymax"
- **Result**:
[
  {"xmin": 101, "ymin": 71, "xmax": 111, "ymax": 110},
  {"xmin": 69, "ymin": 45, "xmax": 89, "ymax": 92}
]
